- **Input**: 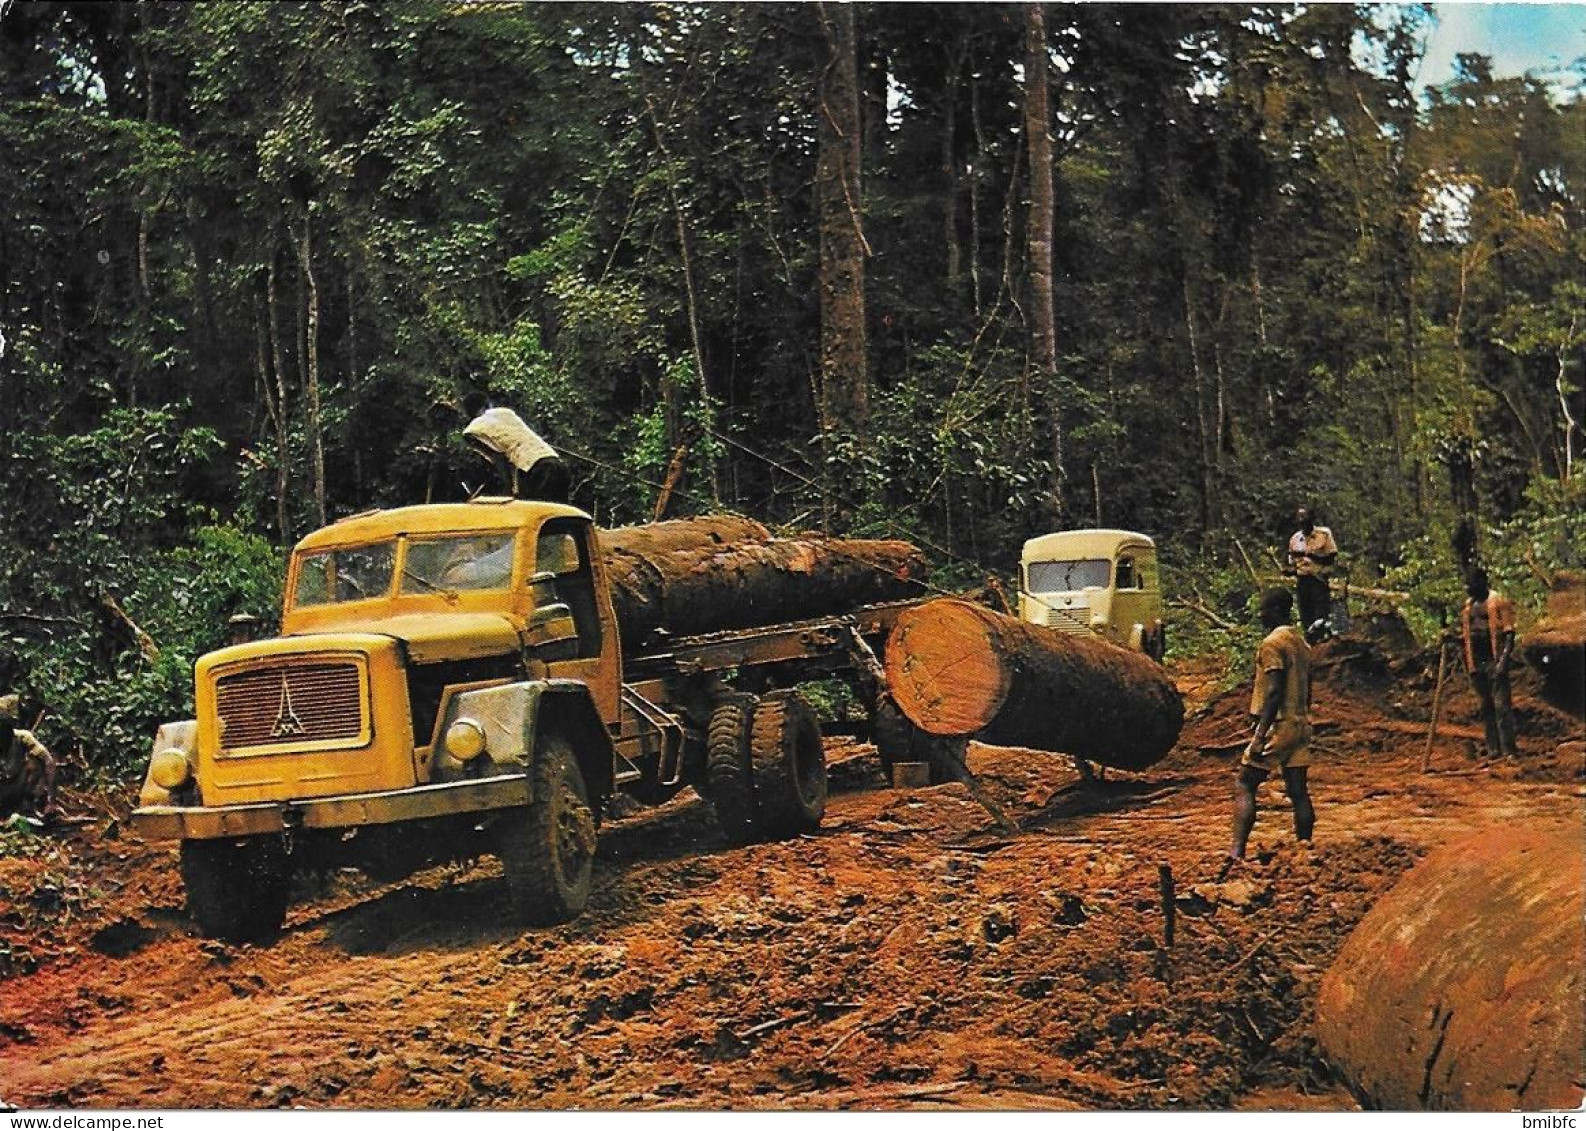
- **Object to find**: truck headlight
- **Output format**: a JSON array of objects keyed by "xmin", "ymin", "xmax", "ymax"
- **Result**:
[
  {"xmin": 150, "ymin": 748, "xmax": 193, "ymax": 790},
  {"xmin": 445, "ymin": 718, "xmax": 487, "ymax": 761}
]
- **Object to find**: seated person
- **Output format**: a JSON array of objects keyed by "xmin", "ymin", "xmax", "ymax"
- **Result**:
[{"xmin": 440, "ymin": 535, "xmax": 515, "ymax": 589}]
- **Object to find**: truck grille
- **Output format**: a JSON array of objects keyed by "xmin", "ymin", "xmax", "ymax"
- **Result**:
[
  {"xmin": 215, "ymin": 662, "xmax": 366, "ymax": 751},
  {"xmin": 1042, "ymin": 606, "xmax": 1091, "ymax": 635}
]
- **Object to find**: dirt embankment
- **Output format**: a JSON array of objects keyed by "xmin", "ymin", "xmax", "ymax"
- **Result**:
[{"xmin": 1, "ymin": 640, "xmax": 1580, "ymax": 1110}]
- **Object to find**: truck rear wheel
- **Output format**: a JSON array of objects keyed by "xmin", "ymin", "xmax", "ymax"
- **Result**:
[
  {"xmin": 180, "ymin": 836, "xmax": 290, "ymax": 944},
  {"xmin": 750, "ymin": 690, "xmax": 826, "ymax": 838},
  {"xmin": 705, "ymin": 692, "xmax": 758, "ymax": 844},
  {"xmin": 872, "ymin": 696, "xmax": 959, "ymax": 785},
  {"xmin": 496, "ymin": 732, "xmax": 596, "ymax": 925}
]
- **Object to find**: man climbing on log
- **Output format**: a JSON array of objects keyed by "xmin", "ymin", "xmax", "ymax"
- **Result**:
[
  {"xmin": 1461, "ymin": 566, "xmax": 1518, "ymax": 759},
  {"xmin": 1228, "ymin": 588, "xmax": 1314, "ymax": 868},
  {"xmin": 1287, "ymin": 506, "xmax": 1338, "ymax": 643}
]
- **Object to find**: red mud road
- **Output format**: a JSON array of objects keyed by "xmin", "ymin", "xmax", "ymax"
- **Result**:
[{"xmin": 1, "ymin": 643, "xmax": 1580, "ymax": 1110}]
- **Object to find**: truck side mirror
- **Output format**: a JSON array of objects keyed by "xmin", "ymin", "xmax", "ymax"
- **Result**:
[{"xmin": 524, "ymin": 601, "xmax": 579, "ymax": 662}]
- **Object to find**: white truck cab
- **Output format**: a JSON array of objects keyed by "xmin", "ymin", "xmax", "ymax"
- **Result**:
[{"xmin": 1019, "ymin": 529, "xmax": 1166, "ymax": 661}]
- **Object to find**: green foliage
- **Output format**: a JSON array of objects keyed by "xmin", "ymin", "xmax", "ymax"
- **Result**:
[
  {"xmin": 1159, "ymin": 558, "xmax": 1263, "ymax": 684},
  {"xmin": 2, "ymin": 521, "xmax": 283, "ymax": 779},
  {"xmin": 796, "ymin": 678, "xmax": 858, "ymax": 724},
  {"xmin": 1, "ymin": 5, "xmax": 1581, "ymax": 778}
]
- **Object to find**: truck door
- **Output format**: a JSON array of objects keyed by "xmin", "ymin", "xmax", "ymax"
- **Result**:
[{"xmin": 533, "ymin": 517, "xmax": 621, "ymax": 724}]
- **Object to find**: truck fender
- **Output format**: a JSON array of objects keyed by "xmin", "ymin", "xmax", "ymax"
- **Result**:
[
  {"xmin": 137, "ymin": 720, "xmax": 199, "ymax": 808},
  {"xmin": 436, "ymin": 680, "xmax": 614, "ymax": 803}
]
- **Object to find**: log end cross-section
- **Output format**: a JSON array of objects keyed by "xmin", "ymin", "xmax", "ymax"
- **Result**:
[{"xmin": 887, "ymin": 599, "xmax": 1014, "ymax": 737}]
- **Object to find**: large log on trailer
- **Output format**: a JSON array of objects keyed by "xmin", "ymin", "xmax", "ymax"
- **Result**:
[
  {"xmin": 883, "ymin": 598, "xmax": 1183, "ymax": 770},
  {"xmin": 1316, "ymin": 824, "xmax": 1584, "ymax": 1110},
  {"xmin": 601, "ymin": 528, "xmax": 926, "ymax": 650},
  {"xmin": 601, "ymin": 515, "xmax": 771, "ymax": 556}
]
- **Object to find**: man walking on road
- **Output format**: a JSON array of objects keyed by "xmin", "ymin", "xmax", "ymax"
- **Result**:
[
  {"xmin": 1287, "ymin": 506, "xmax": 1338, "ymax": 643},
  {"xmin": 1461, "ymin": 566, "xmax": 1518, "ymax": 758},
  {"xmin": 1229, "ymin": 588, "xmax": 1314, "ymax": 865}
]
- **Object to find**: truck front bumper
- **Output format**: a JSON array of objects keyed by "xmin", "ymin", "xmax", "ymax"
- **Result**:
[{"xmin": 131, "ymin": 773, "xmax": 532, "ymax": 842}]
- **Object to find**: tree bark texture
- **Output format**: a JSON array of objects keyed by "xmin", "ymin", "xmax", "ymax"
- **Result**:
[
  {"xmin": 601, "ymin": 526, "xmax": 925, "ymax": 652},
  {"xmin": 815, "ymin": 1, "xmax": 869, "ymax": 433},
  {"xmin": 601, "ymin": 515, "xmax": 770, "ymax": 558},
  {"xmin": 883, "ymin": 598, "xmax": 1183, "ymax": 770},
  {"xmin": 1023, "ymin": 2, "xmax": 1064, "ymax": 516},
  {"xmin": 1316, "ymin": 825, "xmax": 1583, "ymax": 1110},
  {"xmin": 296, "ymin": 211, "xmax": 326, "ymax": 528}
]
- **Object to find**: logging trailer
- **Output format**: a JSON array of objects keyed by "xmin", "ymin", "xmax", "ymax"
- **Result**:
[{"xmin": 131, "ymin": 496, "xmax": 922, "ymax": 942}]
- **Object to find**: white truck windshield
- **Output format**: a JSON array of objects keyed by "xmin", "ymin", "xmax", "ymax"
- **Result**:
[{"xmin": 1028, "ymin": 558, "xmax": 1110, "ymax": 592}]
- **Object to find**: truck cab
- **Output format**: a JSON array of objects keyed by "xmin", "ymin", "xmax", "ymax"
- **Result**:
[
  {"xmin": 133, "ymin": 498, "xmax": 631, "ymax": 940},
  {"xmin": 1019, "ymin": 529, "xmax": 1165, "ymax": 661}
]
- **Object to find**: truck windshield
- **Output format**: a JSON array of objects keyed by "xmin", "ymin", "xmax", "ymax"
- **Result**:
[
  {"xmin": 1028, "ymin": 558, "xmax": 1110, "ymax": 592},
  {"xmin": 294, "ymin": 543, "xmax": 397, "ymax": 606},
  {"xmin": 402, "ymin": 533, "xmax": 517, "ymax": 593}
]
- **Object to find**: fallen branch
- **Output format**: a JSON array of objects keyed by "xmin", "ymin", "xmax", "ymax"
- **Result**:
[
  {"xmin": 737, "ymin": 1011, "xmax": 808, "ymax": 1040},
  {"xmin": 97, "ymin": 592, "xmax": 160, "ymax": 663},
  {"xmin": 1229, "ymin": 928, "xmax": 1279, "ymax": 971},
  {"xmin": 1230, "ymin": 537, "xmax": 1262, "ymax": 587},
  {"xmin": 0, "ymin": 611, "xmax": 88, "ymax": 629},
  {"xmin": 1170, "ymin": 596, "xmax": 1241, "ymax": 634}
]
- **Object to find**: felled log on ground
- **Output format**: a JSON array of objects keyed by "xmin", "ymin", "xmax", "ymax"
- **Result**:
[
  {"xmin": 602, "ymin": 526, "xmax": 926, "ymax": 650},
  {"xmin": 1520, "ymin": 570, "xmax": 1585, "ymax": 716},
  {"xmin": 883, "ymin": 598, "xmax": 1183, "ymax": 771},
  {"xmin": 1316, "ymin": 824, "xmax": 1584, "ymax": 1110}
]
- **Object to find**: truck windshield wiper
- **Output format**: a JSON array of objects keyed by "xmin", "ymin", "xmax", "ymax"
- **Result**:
[{"xmin": 402, "ymin": 568, "xmax": 457, "ymax": 599}]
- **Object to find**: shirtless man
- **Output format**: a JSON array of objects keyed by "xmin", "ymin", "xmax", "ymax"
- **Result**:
[
  {"xmin": 1461, "ymin": 566, "xmax": 1518, "ymax": 758},
  {"xmin": 1229, "ymin": 588, "xmax": 1314, "ymax": 864}
]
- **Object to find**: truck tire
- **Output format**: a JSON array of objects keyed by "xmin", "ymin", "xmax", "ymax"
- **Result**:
[
  {"xmin": 496, "ymin": 731, "xmax": 596, "ymax": 925},
  {"xmin": 872, "ymin": 697, "xmax": 958, "ymax": 785},
  {"xmin": 749, "ymin": 690, "xmax": 826, "ymax": 838},
  {"xmin": 705, "ymin": 692, "xmax": 758, "ymax": 844},
  {"xmin": 180, "ymin": 836, "xmax": 290, "ymax": 944},
  {"xmin": 1145, "ymin": 622, "xmax": 1167, "ymax": 664}
]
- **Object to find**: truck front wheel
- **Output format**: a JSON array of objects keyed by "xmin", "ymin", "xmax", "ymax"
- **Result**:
[
  {"xmin": 496, "ymin": 732, "xmax": 596, "ymax": 925},
  {"xmin": 750, "ymin": 690, "xmax": 826, "ymax": 838},
  {"xmin": 1144, "ymin": 622, "xmax": 1167, "ymax": 663},
  {"xmin": 180, "ymin": 836, "xmax": 290, "ymax": 944}
]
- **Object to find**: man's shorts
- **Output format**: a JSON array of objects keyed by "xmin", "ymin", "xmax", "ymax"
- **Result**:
[{"xmin": 1241, "ymin": 717, "xmax": 1313, "ymax": 771}]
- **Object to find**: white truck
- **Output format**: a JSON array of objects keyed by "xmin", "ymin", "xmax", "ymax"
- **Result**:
[{"xmin": 1018, "ymin": 529, "xmax": 1166, "ymax": 661}]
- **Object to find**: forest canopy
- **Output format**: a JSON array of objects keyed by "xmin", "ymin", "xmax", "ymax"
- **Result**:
[{"xmin": 1, "ymin": 2, "xmax": 1582, "ymax": 771}]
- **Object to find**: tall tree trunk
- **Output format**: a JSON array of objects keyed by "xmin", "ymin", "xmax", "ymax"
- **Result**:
[
  {"xmin": 266, "ymin": 256, "xmax": 292, "ymax": 543},
  {"xmin": 969, "ymin": 73, "xmax": 987, "ymax": 317},
  {"xmin": 815, "ymin": 1, "xmax": 870, "ymax": 436},
  {"xmin": 255, "ymin": 305, "xmax": 290, "ymax": 542},
  {"xmin": 1023, "ymin": 2, "xmax": 1064, "ymax": 520},
  {"xmin": 1184, "ymin": 275, "xmax": 1214, "ymax": 536},
  {"xmin": 295, "ymin": 211, "xmax": 326, "ymax": 528},
  {"xmin": 646, "ymin": 96, "xmax": 718, "ymax": 503},
  {"xmin": 941, "ymin": 42, "xmax": 966, "ymax": 294},
  {"xmin": 1558, "ymin": 315, "xmax": 1579, "ymax": 482}
]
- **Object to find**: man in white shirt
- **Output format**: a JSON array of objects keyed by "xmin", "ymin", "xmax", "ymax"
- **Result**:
[{"xmin": 1287, "ymin": 507, "xmax": 1338, "ymax": 643}]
